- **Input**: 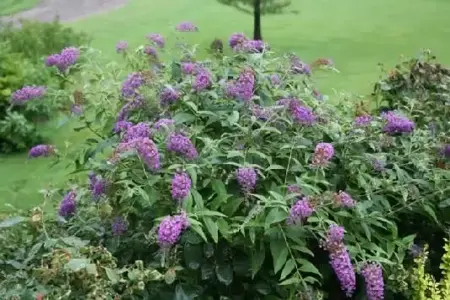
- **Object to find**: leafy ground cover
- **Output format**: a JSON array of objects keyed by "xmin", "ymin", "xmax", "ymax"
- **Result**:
[
  {"xmin": 1, "ymin": 0, "xmax": 450, "ymax": 211},
  {"xmin": 0, "ymin": 0, "xmax": 38, "ymax": 16}
]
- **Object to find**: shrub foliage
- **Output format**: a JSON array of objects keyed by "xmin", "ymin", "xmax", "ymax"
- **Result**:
[{"xmin": 0, "ymin": 27, "xmax": 449, "ymax": 300}]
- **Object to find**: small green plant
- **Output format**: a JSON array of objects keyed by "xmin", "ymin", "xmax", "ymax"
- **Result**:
[{"xmin": 408, "ymin": 240, "xmax": 450, "ymax": 300}]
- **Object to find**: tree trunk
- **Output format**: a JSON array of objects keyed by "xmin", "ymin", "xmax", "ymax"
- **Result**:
[{"xmin": 253, "ymin": 0, "xmax": 262, "ymax": 40}]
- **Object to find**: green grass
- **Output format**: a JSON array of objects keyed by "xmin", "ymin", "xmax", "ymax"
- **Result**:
[
  {"xmin": 0, "ymin": 0, "xmax": 39, "ymax": 16},
  {"xmin": 1, "ymin": 0, "xmax": 450, "ymax": 212}
]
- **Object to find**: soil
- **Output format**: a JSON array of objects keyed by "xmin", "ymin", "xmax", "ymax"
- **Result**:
[{"xmin": 1, "ymin": 0, "xmax": 129, "ymax": 25}]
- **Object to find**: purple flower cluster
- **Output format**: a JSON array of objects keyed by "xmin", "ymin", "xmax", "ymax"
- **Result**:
[
  {"xmin": 288, "ymin": 197, "xmax": 315, "ymax": 224},
  {"xmin": 240, "ymin": 40, "xmax": 268, "ymax": 53},
  {"xmin": 144, "ymin": 46, "xmax": 158, "ymax": 59},
  {"xmin": 288, "ymin": 100, "xmax": 317, "ymax": 125},
  {"xmin": 228, "ymin": 32, "xmax": 247, "ymax": 49},
  {"xmin": 157, "ymin": 212, "xmax": 189, "ymax": 246},
  {"xmin": 287, "ymin": 184, "xmax": 301, "ymax": 194},
  {"xmin": 171, "ymin": 172, "xmax": 192, "ymax": 202},
  {"xmin": 147, "ymin": 33, "xmax": 165, "ymax": 48},
  {"xmin": 312, "ymin": 142, "xmax": 334, "ymax": 166},
  {"xmin": 290, "ymin": 55, "xmax": 311, "ymax": 75},
  {"xmin": 167, "ymin": 133, "xmax": 198, "ymax": 160},
  {"xmin": 113, "ymin": 120, "xmax": 132, "ymax": 134},
  {"xmin": 176, "ymin": 21, "xmax": 198, "ymax": 32},
  {"xmin": 123, "ymin": 122, "xmax": 151, "ymax": 142},
  {"xmin": 153, "ymin": 118, "xmax": 175, "ymax": 132},
  {"xmin": 361, "ymin": 263, "xmax": 384, "ymax": 300},
  {"xmin": 11, "ymin": 86, "xmax": 46, "ymax": 105},
  {"xmin": 160, "ymin": 87, "xmax": 181, "ymax": 106},
  {"xmin": 251, "ymin": 105, "xmax": 272, "ymax": 121},
  {"xmin": 116, "ymin": 41, "xmax": 128, "ymax": 53},
  {"xmin": 372, "ymin": 159, "xmax": 386, "ymax": 172},
  {"xmin": 88, "ymin": 172, "xmax": 107, "ymax": 200},
  {"xmin": 181, "ymin": 62, "xmax": 199, "ymax": 75},
  {"xmin": 28, "ymin": 144, "xmax": 55, "ymax": 158},
  {"xmin": 111, "ymin": 216, "xmax": 128, "ymax": 236},
  {"xmin": 354, "ymin": 115, "xmax": 373, "ymax": 127},
  {"xmin": 121, "ymin": 72, "xmax": 145, "ymax": 98},
  {"xmin": 236, "ymin": 167, "xmax": 257, "ymax": 193},
  {"xmin": 225, "ymin": 68, "xmax": 255, "ymax": 102},
  {"xmin": 323, "ymin": 225, "xmax": 356, "ymax": 297},
  {"xmin": 193, "ymin": 69, "xmax": 212, "ymax": 91},
  {"xmin": 382, "ymin": 111, "xmax": 415, "ymax": 135},
  {"xmin": 117, "ymin": 96, "xmax": 144, "ymax": 121},
  {"xmin": 270, "ymin": 74, "xmax": 281, "ymax": 86},
  {"xmin": 58, "ymin": 190, "xmax": 77, "ymax": 217},
  {"xmin": 439, "ymin": 144, "xmax": 450, "ymax": 158},
  {"xmin": 46, "ymin": 47, "xmax": 80, "ymax": 72},
  {"xmin": 113, "ymin": 137, "xmax": 161, "ymax": 170},
  {"xmin": 334, "ymin": 191, "xmax": 356, "ymax": 208}
]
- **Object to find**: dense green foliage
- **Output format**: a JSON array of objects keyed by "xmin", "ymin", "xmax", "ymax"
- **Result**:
[
  {"xmin": 0, "ymin": 29, "xmax": 449, "ymax": 299},
  {"xmin": 0, "ymin": 19, "xmax": 90, "ymax": 153}
]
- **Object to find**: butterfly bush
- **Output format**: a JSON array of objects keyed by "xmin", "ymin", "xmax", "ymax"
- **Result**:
[
  {"xmin": 116, "ymin": 41, "xmax": 128, "ymax": 53},
  {"xmin": 28, "ymin": 144, "xmax": 55, "ymax": 158},
  {"xmin": 17, "ymin": 24, "xmax": 450, "ymax": 299},
  {"xmin": 46, "ymin": 47, "xmax": 80, "ymax": 72},
  {"xmin": 11, "ymin": 86, "xmax": 46, "ymax": 105}
]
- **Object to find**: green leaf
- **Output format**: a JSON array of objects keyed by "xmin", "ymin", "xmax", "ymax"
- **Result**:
[
  {"xmin": 203, "ymin": 217, "xmax": 219, "ymax": 243},
  {"xmin": 201, "ymin": 263, "xmax": 215, "ymax": 280},
  {"xmin": 174, "ymin": 112, "xmax": 196, "ymax": 124},
  {"xmin": 215, "ymin": 264, "xmax": 233, "ymax": 286},
  {"xmin": 61, "ymin": 236, "xmax": 89, "ymax": 248},
  {"xmin": 265, "ymin": 208, "xmax": 287, "ymax": 231},
  {"xmin": 279, "ymin": 277, "xmax": 301, "ymax": 286},
  {"xmin": 86, "ymin": 264, "xmax": 98, "ymax": 276},
  {"xmin": 174, "ymin": 284, "xmax": 191, "ymax": 300},
  {"xmin": 439, "ymin": 198, "xmax": 450, "ymax": 208},
  {"xmin": 211, "ymin": 179, "xmax": 227, "ymax": 197},
  {"xmin": 191, "ymin": 189, "xmax": 204, "ymax": 209},
  {"xmin": 184, "ymin": 243, "xmax": 203, "ymax": 270},
  {"xmin": 164, "ymin": 269, "xmax": 177, "ymax": 285},
  {"xmin": 423, "ymin": 204, "xmax": 438, "ymax": 223},
  {"xmin": 228, "ymin": 111, "xmax": 239, "ymax": 124},
  {"xmin": 270, "ymin": 239, "xmax": 288, "ymax": 274},
  {"xmin": 251, "ymin": 241, "xmax": 266, "ymax": 278},
  {"xmin": 186, "ymin": 167, "xmax": 197, "ymax": 187},
  {"xmin": 297, "ymin": 259, "xmax": 321, "ymax": 277},
  {"xmin": 104, "ymin": 267, "xmax": 120, "ymax": 284},
  {"xmin": 65, "ymin": 258, "xmax": 90, "ymax": 272},
  {"xmin": 280, "ymin": 259, "xmax": 296, "ymax": 280},
  {"xmin": 0, "ymin": 216, "xmax": 26, "ymax": 228}
]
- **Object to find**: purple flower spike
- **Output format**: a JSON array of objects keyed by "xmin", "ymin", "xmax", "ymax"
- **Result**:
[
  {"xmin": 123, "ymin": 122, "xmax": 151, "ymax": 142},
  {"xmin": 147, "ymin": 33, "xmax": 165, "ymax": 48},
  {"xmin": 28, "ymin": 144, "xmax": 55, "ymax": 158},
  {"xmin": 382, "ymin": 111, "xmax": 415, "ymax": 135},
  {"xmin": 58, "ymin": 190, "xmax": 77, "ymax": 217},
  {"xmin": 157, "ymin": 212, "xmax": 189, "ymax": 246},
  {"xmin": 361, "ymin": 263, "xmax": 384, "ymax": 300},
  {"xmin": 181, "ymin": 62, "xmax": 198, "ymax": 75},
  {"xmin": 116, "ymin": 41, "xmax": 128, "ymax": 53},
  {"xmin": 193, "ymin": 69, "xmax": 212, "ymax": 91},
  {"xmin": 112, "ymin": 216, "xmax": 128, "ymax": 236},
  {"xmin": 312, "ymin": 143, "xmax": 334, "ymax": 166},
  {"xmin": 439, "ymin": 144, "xmax": 450, "ymax": 158},
  {"xmin": 11, "ymin": 86, "xmax": 46, "ymax": 105},
  {"xmin": 121, "ymin": 72, "xmax": 144, "ymax": 98},
  {"xmin": 171, "ymin": 172, "xmax": 192, "ymax": 202},
  {"xmin": 228, "ymin": 32, "xmax": 247, "ymax": 49},
  {"xmin": 144, "ymin": 46, "xmax": 158, "ymax": 59},
  {"xmin": 290, "ymin": 55, "xmax": 311, "ymax": 75},
  {"xmin": 323, "ymin": 225, "xmax": 356, "ymax": 297},
  {"xmin": 46, "ymin": 47, "xmax": 80, "ymax": 72},
  {"xmin": 236, "ymin": 167, "xmax": 257, "ymax": 193},
  {"xmin": 176, "ymin": 21, "xmax": 198, "ymax": 32},
  {"xmin": 113, "ymin": 120, "xmax": 133, "ymax": 134},
  {"xmin": 288, "ymin": 197, "xmax": 314, "ymax": 224},
  {"xmin": 160, "ymin": 87, "xmax": 181, "ymax": 106},
  {"xmin": 134, "ymin": 137, "xmax": 161, "ymax": 170},
  {"xmin": 167, "ymin": 133, "xmax": 198, "ymax": 160},
  {"xmin": 334, "ymin": 191, "xmax": 356, "ymax": 208},
  {"xmin": 354, "ymin": 115, "xmax": 373, "ymax": 127},
  {"xmin": 288, "ymin": 100, "xmax": 316, "ymax": 125},
  {"xmin": 88, "ymin": 172, "xmax": 107, "ymax": 200}
]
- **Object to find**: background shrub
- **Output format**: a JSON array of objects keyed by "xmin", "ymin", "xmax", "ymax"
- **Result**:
[{"xmin": 0, "ymin": 19, "xmax": 90, "ymax": 153}]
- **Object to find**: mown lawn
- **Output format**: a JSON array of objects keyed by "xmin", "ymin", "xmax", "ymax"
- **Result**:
[
  {"xmin": 0, "ymin": 0, "xmax": 39, "ymax": 16},
  {"xmin": 1, "ymin": 0, "xmax": 450, "ymax": 211}
]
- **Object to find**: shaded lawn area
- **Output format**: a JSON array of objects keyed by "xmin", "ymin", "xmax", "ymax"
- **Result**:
[
  {"xmin": 1, "ymin": 0, "xmax": 450, "ymax": 212},
  {"xmin": 0, "ymin": 0, "xmax": 39, "ymax": 16}
]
